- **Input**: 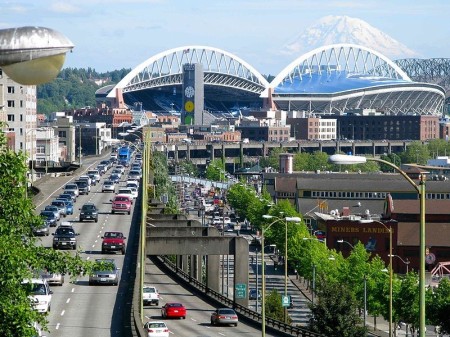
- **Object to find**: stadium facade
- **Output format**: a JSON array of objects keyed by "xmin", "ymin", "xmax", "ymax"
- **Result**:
[{"xmin": 106, "ymin": 44, "xmax": 446, "ymax": 118}]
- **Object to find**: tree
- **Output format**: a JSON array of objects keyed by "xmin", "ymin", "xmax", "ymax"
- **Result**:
[
  {"xmin": 0, "ymin": 128, "xmax": 95, "ymax": 337},
  {"xmin": 399, "ymin": 141, "xmax": 430, "ymax": 164},
  {"xmin": 428, "ymin": 278, "xmax": 450, "ymax": 334},
  {"xmin": 265, "ymin": 289, "xmax": 291, "ymax": 323},
  {"xmin": 309, "ymin": 279, "xmax": 367, "ymax": 337},
  {"xmin": 205, "ymin": 159, "xmax": 226, "ymax": 182}
]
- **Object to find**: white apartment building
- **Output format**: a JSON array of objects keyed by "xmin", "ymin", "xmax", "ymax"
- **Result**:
[{"xmin": 0, "ymin": 69, "xmax": 37, "ymax": 158}]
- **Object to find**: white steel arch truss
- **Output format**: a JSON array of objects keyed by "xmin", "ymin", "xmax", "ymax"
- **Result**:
[
  {"xmin": 271, "ymin": 43, "xmax": 411, "ymax": 88},
  {"xmin": 108, "ymin": 46, "xmax": 269, "ymax": 99}
]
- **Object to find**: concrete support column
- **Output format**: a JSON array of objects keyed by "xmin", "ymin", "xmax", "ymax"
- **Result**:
[
  {"xmin": 263, "ymin": 142, "xmax": 267, "ymax": 157},
  {"xmin": 186, "ymin": 144, "xmax": 191, "ymax": 161},
  {"xmin": 352, "ymin": 143, "xmax": 356, "ymax": 155},
  {"xmin": 298, "ymin": 143, "xmax": 302, "ymax": 153},
  {"xmin": 372, "ymin": 142, "xmax": 376, "ymax": 157},
  {"xmin": 388, "ymin": 142, "xmax": 392, "ymax": 154},
  {"xmin": 319, "ymin": 142, "xmax": 323, "ymax": 152},
  {"xmin": 189, "ymin": 255, "xmax": 196, "ymax": 281},
  {"xmin": 233, "ymin": 237, "xmax": 249, "ymax": 307},
  {"xmin": 197, "ymin": 255, "xmax": 203, "ymax": 282},
  {"xmin": 182, "ymin": 255, "xmax": 189, "ymax": 273},
  {"xmin": 207, "ymin": 254, "xmax": 220, "ymax": 293}
]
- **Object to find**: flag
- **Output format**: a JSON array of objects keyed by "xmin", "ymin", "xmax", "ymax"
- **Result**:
[{"xmin": 183, "ymin": 48, "xmax": 190, "ymax": 54}]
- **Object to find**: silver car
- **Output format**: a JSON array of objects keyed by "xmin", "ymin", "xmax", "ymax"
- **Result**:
[
  {"xmin": 89, "ymin": 258, "xmax": 120, "ymax": 286},
  {"xmin": 210, "ymin": 308, "xmax": 238, "ymax": 326}
]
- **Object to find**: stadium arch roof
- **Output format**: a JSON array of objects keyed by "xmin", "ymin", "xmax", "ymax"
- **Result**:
[
  {"xmin": 107, "ymin": 46, "xmax": 269, "ymax": 101},
  {"xmin": 269, "ymin": 44, "xmax": 445, "ymax": 115}
]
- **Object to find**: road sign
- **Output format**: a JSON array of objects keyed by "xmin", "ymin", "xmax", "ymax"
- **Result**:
[
  {"xmin": 282, "ymin": 295, "xmax": 291, "ymax": 307},
  {"xmin": 235, "ymin": 283, "xmax": 247, "ymax": 299}
]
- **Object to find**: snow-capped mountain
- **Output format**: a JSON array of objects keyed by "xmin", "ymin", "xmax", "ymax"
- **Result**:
[{"xmin": 282, "ymin": 15, "xmax": 419, "ymax": 60}]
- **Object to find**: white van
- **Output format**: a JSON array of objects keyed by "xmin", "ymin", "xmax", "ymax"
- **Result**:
[{"xmin": 22, "ymin": 278, "xmax": 53, "ymax": 313}]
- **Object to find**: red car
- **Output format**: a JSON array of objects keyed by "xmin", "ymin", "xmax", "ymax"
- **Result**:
[
  {"xmin": 101, "ymin": 231, "xmax": 126, "ymax": 255},
  {"xmin": 111, "ymin": 195, "xmax": 132, "ymax": 215},
  {"xmin": 161, "ymin": 302, "xmax": 186, "ymax": 319}
]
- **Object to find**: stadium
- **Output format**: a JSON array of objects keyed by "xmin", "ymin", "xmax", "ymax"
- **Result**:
[{"xmin": 106, "ymin": 44, "xmax": 447, "ymax": 116}]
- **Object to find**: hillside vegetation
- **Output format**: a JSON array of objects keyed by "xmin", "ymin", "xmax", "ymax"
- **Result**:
[{"xmin": 37, "ymin": 68, "xmax": 131, "ymax": 115}]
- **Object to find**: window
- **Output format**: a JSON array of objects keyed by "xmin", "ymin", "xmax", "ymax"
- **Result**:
[
  {"xmin": 7, "ymin": 114, "xmax": 14, "ymax": 122},
  {"xmin": 7, "ymin": 100, "xmax": 15, "ymax": 108},
  {"xmin": 58, "ymin": 131, "xmax": 67, "ymax": 138},
  {"xmin": 7, "ymin": 86, "xmax": 14, "ymax": 94},
  {"xmin": 20, "ymin": 114, "xmax": 23, "ymax": 122}
]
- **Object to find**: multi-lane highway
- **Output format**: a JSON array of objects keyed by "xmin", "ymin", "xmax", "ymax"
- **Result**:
[{"xmin": 32, "ymin": 154, "xmax": 285, "ymax": 337}]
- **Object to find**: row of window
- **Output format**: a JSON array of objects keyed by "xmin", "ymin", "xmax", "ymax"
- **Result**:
[{"xmin": 310, "ymin": 190, "xmax": 387, "ymax": 199}]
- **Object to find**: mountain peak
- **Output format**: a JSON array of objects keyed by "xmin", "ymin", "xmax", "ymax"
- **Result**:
[{"xmin": 282, "ymin": 15, "xmax": 419, "ymax": 60}]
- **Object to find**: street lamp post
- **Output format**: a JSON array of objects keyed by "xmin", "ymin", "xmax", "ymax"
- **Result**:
[
  {"xmin": 260, "ymin": 215, "xmax": 301, "ymax": 336},
  {"xmin": 389, "ymin": 254, "xmax": 410, "ymax": 274},
  {"xmin": 337, "ymin": 239, "xmax": 355, "ymax": 249},
  {"xmin": 329, "ymin": 154, "xmax": 426, "ymax": 337}
]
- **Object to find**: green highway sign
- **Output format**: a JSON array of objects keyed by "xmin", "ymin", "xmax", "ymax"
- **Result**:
[
  {"xmin": 282, "ymin": 295, "xmax": 291, "ymax": 307},
  {"xmin": 235, "ymin": 283, "xmax": 247, "ymax": 299}
]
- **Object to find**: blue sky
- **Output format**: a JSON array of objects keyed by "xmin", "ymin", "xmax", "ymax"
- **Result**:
[{"xmin": 2, "ymin": 0, "xmax": 449, "ymax": 76}]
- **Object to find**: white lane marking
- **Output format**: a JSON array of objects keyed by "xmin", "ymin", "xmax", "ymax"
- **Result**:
[
  {"xmin": 94, "ymin": 240, "xmax": 98, "ymax": 243},
  {"xmin": 60, "ymin": 310, "xmax": 65, "ymax": 316},
  {"xmin": 55, "ymin": 323, "xmax": 60, "ymax": 330},
  {"xmin": 145, "ymin": 315, "xmax": 150, "ymax": 319},
  {"xmin": 66, "ymin": 298, "xmax": 70, "ymax": 304},
  {"xmin": 218, "ymin": 333, "xmax": 226, "ymax": 336},
  {"xmin": 86, "ymin": 256, "xmax": 90, "ymax": 260},
  {"xmin": 71, "ymin": 288, "xmax": 75, "ymax": 293}
]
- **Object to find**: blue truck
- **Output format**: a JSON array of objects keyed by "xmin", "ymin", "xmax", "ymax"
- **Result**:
[{"xmin": 118, "ymin": 146, "xmax": 131, "ymax": 167}]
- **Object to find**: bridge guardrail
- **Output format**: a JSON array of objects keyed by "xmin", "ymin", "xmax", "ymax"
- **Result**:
[{"xmin": 157, "ymin": 255, "xmax": 322, "ymax": 337}]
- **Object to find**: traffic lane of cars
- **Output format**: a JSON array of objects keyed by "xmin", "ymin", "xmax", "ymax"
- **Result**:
[
  {"xmin": 35, "ymin": 164, "xmax": 136, "ymax": 336},
  {"xmin": 143, "ymin": 258, "xmax": 278, "ymax": 337}
]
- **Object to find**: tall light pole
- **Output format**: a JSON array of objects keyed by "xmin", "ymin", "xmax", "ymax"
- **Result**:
[
  {"xmin": 262, "ymin": 215, "xmax": 301, "ymax": 326},
  {"xmin": 389, "ymin": 254, "xmax": 410, "ymax": 274},
  {"xmin": 329, "ymin": 154, "xmax": 425, "ymax": 337}
]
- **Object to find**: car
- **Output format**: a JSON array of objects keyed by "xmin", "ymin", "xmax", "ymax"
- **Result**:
[
  {"xmin": 126, "ymin": 181, "xmax": 139, "ymax": 190},
  {"xmin": 60, "ymin": 190, "xmax": 77, "ymax": 202},
  {"xmin": 87, "ymin": 174, "xmax": 98, "ymax": 186},
  {"xmin": 128, "ymin": 186, "xmax": 138, "ymax": 199},
  {"xmin": 100, "ymin": 160, "xmax": 112, "ymax": 170},
  {"xmin": 87, "ymin": 169, "xmax": 101, "ymax": 183},
  {"xmin": 58, "ymin": 193, "xmax": 76, "ymax": 204},
  {"xmin": 52, "ymin": 222, "xmax": 79, "ymax": 250},
  {"xmin": 79, "ymin": 203, "xmax": 98, "ymax": 222},
  {"xmin": 126, "ymin": 178, "xmax": 139, "ymax": 186},
  {"xmin": 111, "ymin": 168, "xmax": 123, "ymax": 176},
  {"xmin": 116, "ymin": 188, "xmax": 134, "ymax": 202},
  {"xmin": 143, "ymin": 285, "xmax": 160, "ymax": 306},
  {"xmin": 128, "ymin": 169, "xmax": 141, "ymax": 180},
  {"xmin": 44, "ymin": 205, "xmax": 61, "ymax": 221},
  {"xmin": 39, "ymin": 210, "xmax": 58, "ymax": 227},
  {"xmin": 143, "ymin": 321, "xmax": 169, "ymax": 337},
  {"xmin": 32, "ymin": 220, "xmax": 51, "ymax": 236},
  {"xmin": 51, "ymin": 199, "xmax": 68, "ymax": 217},
  {"xmin": 111, "ymin": 195, "xmax": 132, "ymax": 214},
  {"xmin": 74, "ymin": 180, "xmax": 90, "ymax": 194},
  {"xmin": 57, "ymin": 199, "xmax": 74, "ymax": 215},
  {"xmin": 22, "ymin": 278, "xmax": 52, "ymax": 313},
  {"xmin": 102, "ymin": 180, "xmax": 116, "ymax": 193},
  {"xmin": 115, "ymin": 165, "xmax": 125, "ymax": 174},
  {"xmin": 110, "ymin": 173, "xmax": 121, "ymax": 184},
  {"xmin": 79, "ymin": 175, "xmax": 93, "ymax": 186},
  {"xmin": 89, "ymin": 258, "xmax": 120, "ymax": 286},
  {"xmin": 210, "ymin": 308, "xmax": 238, "ymax": 326},
  {"xmin": 249, "ymin": 288, "xmax": 261, "ymax": 300},
  {"xmin": 161, "ymin": 302, "xmax": 186, "ymax": 319},
  {"xmin": 63, "ymin": 183, "xmax": 79, "ymax": 197},
  {"xmin": 39, "ymin": 269, "xmax": 65, "ymax": 286},
  {"xmin": 101, "ymin": 231, "xmax": 126, "ymax": 254},
  {"xmin": 96, "ymin": 164, "xmax": 107, "ymax": 175}
]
